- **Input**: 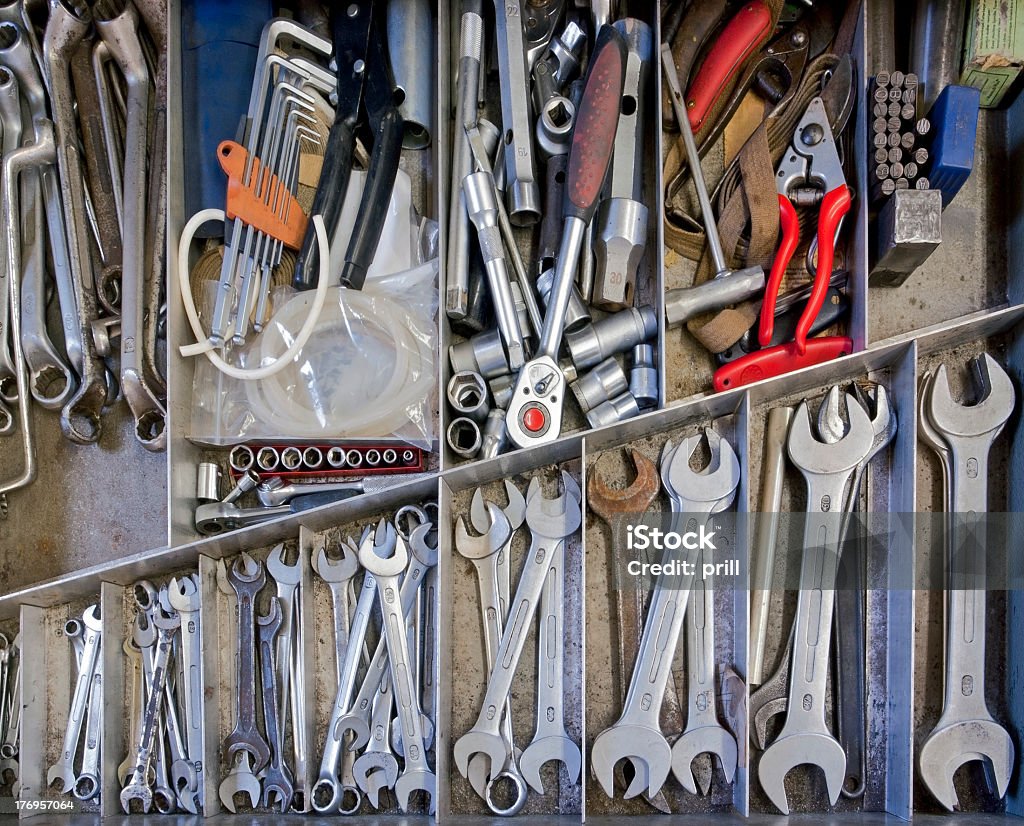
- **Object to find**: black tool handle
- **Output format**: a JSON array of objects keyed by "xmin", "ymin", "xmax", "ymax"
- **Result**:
[
  {"xmin": 292, "ymin": 114, "xmax": 358, "ymax": 290},
  {"xmin": 340, "ymin": 104, "xmax": 404, "ymax": 289},
  {"xmin": 564, "ymin": 25, "xmax": 627, "ymax": 224}
]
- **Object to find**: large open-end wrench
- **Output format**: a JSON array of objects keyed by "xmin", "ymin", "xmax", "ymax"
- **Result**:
[
  {"xmin": 258, "ymin": 598, "xmax": 293, "ymax": 812},
  {"xmin": 118, "ymin": 635, "xmax": 143, "ymax": 785},
  {"xmin": 918, "ymin": 354, "xmax": 1015, "ymax": 811},
  {"xmin": 588, "ymin": 449, "xmax": 680, "ymax": 812},
  {"xmin": 120, "ymin": 608, "xmax": 180, "ymax": 813},
  {"xmin": 818, "ymin": 384, "xmax": 894, "ymax": 799},
  {"xmin": 670, "ymin": 539, "xmax": 737, "ymax": 795},
  {"xmin": 359, "ymin": 521, "xmax": 436, "ymax": 814},
  {"xmin": 334, "ymin": 521, "xmax": 438, "ymax": 750},
  {"xmin": 750, "ymin": 387, "xmax": 895, "ymax": 750},
  {"xmin": 454, "ymin": 473, "xmax": 581, "ymax": 786},
  {"xmin": 0, "ymin": 633, "xmax": 19, "ymax": 761},
  {"xmin": 757, "ymin": 397, "xmax": 877, "ymax": 815},
  {"xmin": 223, "ymin": 553, "xmax": 270, "ymax": 773},
  {"xmin": 506, "ymin": 27, "xmax": 626, "ymax": 449},
  {"xmin": 591, "ymin": 432, "xmax": 740, "ymax": 801},
  {"xmin": 43, "ymin": 0, "xmax": 108, "ymax": 444},
  {"xmin": 519, "ymin": 517, "xmax": 581, "ymax": 794},
  {"xmin": 96, "ymin": 0, "xmax": 166, "ymax": 449},
  {"xmin": 455, "ymin": 498, "xmax": 524, "ymax": 812},
  {"xmin": 47, "ymin": 605, "xmax": 101, "ymax": 794}
]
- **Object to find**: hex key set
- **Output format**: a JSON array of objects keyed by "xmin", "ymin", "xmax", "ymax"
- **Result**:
[{"xmin": 1, "ymin": 0, "xmax": 1024, "ymax": 823}]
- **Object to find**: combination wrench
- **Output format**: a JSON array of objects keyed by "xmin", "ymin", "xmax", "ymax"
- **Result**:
[
  {"xmin": 120, "ymin": 607, "xmax": 181, "ymax": 813},
  {"xmin": 47, "ymin": 605, "xmax": 101, "ymax": 794},
  {"xmin": 358, "ymin": 521, "xmax": 436, "ymax": 814}
]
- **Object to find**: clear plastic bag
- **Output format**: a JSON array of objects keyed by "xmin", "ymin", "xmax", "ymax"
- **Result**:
[{"xmin": 189, "ymin": 258, "xmax": 438, "ymax": 449}]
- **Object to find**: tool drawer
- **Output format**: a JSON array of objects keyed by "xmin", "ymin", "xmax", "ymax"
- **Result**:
[{"xmin": 1, "ymin": 0, "xmax": 1024, "ymax": 823}]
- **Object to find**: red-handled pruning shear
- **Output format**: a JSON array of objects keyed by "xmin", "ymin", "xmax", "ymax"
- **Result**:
[{"xmin": 714, "ymin": 96, "xmax": 852, "ymax": 392}]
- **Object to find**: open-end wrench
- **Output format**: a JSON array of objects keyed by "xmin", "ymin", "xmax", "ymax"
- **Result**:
[
  {"xmin": 455, "ymin": 498, "xmax": 525, "ymax": 811},
  {"xmin": 258, "ymin": 598, "xmax": 293, "ymax": 812},
  {"xmin": 222, "ymin": 553, "xmax": 270, "ymax": 773},
  {"xmin": 43, "ymin": 0, "xmax": 108, "ymax": 444},
  {"xmin": 120, "ymin": 607, "xmax": 180, "ymax": 813},
  {"xmin": 312, "ymin": 538, "xmax": 377, "ymax": 814},
  {"xmin": 47, "ymin": 605, "xmax": 101, "ymax": 794},
  {"xmin": 591, "ymin": 433, "xmax": 740, "ymax": 801},
  {"xmin": 519, "ymin": 511, "xmax": 581, "ymax": 793},
  {"xmin": 96, "ymin": 0, "xmax": 166, "ymax": 449},
  {"xmin": 588, "ymin": 448, "xmax": 679, "ymax": 811},
  {"xmin": 506, "ymin": 27, "xmax": 627, "ymax": 449},
  {"xmin": 353, "ymin": 672, "xmax": 400, "ymax": 808},
  {"xmin": 118, "ymin": 635, "xmax": 143, "ymax": 785},
  {"xmin": 918, "ymin": 354, "xmax": 1015, "ymax": 811},
  {"xmin": 334, "ymin": 521, "xmax": 438, "ymax": 750},
  {"xmin": 670, "ymin": 538, "xmax": 737, "ymax": 795},
  {"xmin": 359, "ymin": 521, "xmax": 436, "ymax": 813},
  {"xmin": 265, "ymin": 544, "xmax": 300, "ymax": 728},
  {"xmin": 818, "ymin": 384, "xmax": 892, "ymax": 799},
  {"xmin": 312, "ymin": 538, "xmax": 359, "ymax": 679},
  {"xmin": 454, "ymin": 473, "xmax": 581, "ymax": 786},
  {"xmin": 757, "ymin": 397, "xmax": 877, "ymax": 814},
  {"xmin": 167, "ymin": 574, "xmax": 203, "ymax": 810},
  {"xmin": 750, "ymin": 387, "xmax": 895, "ymax": 749}
]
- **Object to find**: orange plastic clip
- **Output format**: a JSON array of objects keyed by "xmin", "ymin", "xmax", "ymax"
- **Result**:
[{"xmin": 218, "ymin": 140, "xmax": 308, "ymax": 250}]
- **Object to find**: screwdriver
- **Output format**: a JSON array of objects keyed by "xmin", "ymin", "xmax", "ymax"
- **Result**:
[{"xmin": 505, "ymin": 25, "xmax": 627, "ymax": 449}]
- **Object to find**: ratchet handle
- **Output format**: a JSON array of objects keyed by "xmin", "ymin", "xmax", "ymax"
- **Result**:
[
  {"xmin": 714, "ymin": 336, "xmax": 853, "ymax": 392},
  {"xmin": 758, "ymin": 194, "xmax": 799, "ymax": 347},
  {"xmin": 341, "ymin": 104, "xmax": 404, "ymax": 289},
  {"xmin": 794, "ymin": 185, "xmax": 851, "ymax": 354},
  {"xmin": 564, "ymin": 24, "xmax": 627, "ymax": 223},
  {"xmin": 292, "ymin": 114, "xmax": 358, "ymax": 290},
  {"xmin": 685, "ymin": 1, "xmax": 773, "ymax": 135}
]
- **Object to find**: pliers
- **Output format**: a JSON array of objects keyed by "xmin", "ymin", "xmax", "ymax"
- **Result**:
[
  {"xmin": 291, "ymin": 0, "xmax": 404, "ymax": 291},
  {"xmin": 714, "ymin": 96, "xmax": 852, "ymax": 392}
]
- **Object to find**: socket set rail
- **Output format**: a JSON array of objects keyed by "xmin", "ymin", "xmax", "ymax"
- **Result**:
[{"xmin": 0, "ymin": 0, "xmax": 1023, "ymax": 824}]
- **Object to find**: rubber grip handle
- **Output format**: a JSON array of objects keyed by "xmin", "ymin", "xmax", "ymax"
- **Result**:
[
  {"xmin": 564, "ymin": 25, "xmax": 627, "ymax": 223},
  {"xmin": 290, "ymin": 489, "xmax": 363, "ymax": 512},
  {"xmin": 713, "ymin": 336, "xmax": 853, "ymax": 392},
  {"xmin": 793, "ymin": 185, "xmax": 851, "ymax": 354},
  {"xmin": 292, "ymin": 114, "xmax": 358, "ymax": 290},
  {"xmin": 686, "ymin": 1, "xmax": 772, "ymax": 134},
  {"xmin": 341, "ymin": 105, "xmax": 405, "ymax": 289},
  {"xmin": 758, "ymin": 194, "xmax": 799, "ymax": 347}
]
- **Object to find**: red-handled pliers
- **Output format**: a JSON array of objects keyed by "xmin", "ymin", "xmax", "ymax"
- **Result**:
[{"xmin": 714, "ymin": 97, "xmax": 852, "ymax": 392}]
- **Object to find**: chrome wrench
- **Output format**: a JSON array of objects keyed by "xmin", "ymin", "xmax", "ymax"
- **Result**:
[{"xmin": 47, "ymin": 605, "xmax": 101, "ymax": 794}]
